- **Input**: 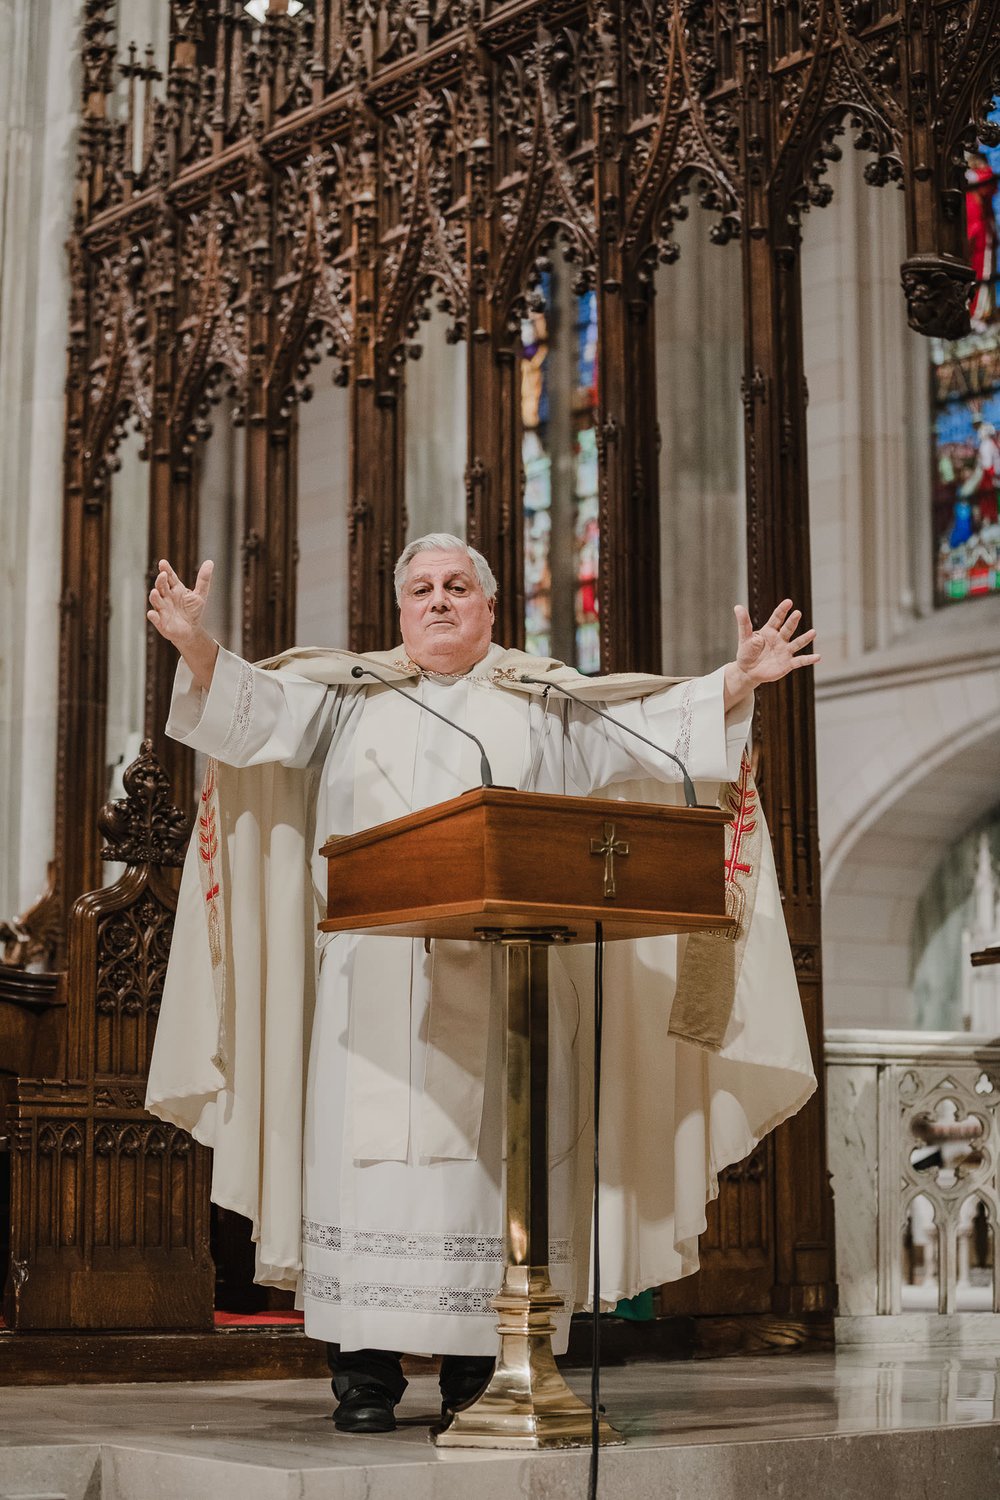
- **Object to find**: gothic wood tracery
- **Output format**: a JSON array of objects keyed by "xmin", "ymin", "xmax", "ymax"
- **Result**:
[
  {"xmin": 4, "ymin": 743, "xmax": 211, "ymax": 1332},
  {"xmin": 44, "ymin": 0, "xmax": 1000, "ymax": 1342}
]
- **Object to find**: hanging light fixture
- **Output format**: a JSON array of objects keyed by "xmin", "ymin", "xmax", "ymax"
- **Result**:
[{"xmin": 243, "ymin": 0, "xmax": 305, "ymax": 21}]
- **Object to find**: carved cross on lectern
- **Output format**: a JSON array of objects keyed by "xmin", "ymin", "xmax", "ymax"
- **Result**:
[{"xmin": 590, "ymin": 822, "xmax": 629, "ymax": 899}]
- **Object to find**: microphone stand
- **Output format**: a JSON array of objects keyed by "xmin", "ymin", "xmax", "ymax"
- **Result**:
[
  {"xmin": 519, "ymin": 675, "xmax": 700, "ymax": 808},
  {"xmin": 350, "ymin": 664, "xmax": 495, "ymax": 787}
]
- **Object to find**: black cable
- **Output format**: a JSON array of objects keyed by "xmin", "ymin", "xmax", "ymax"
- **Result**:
[{"xmin": 589, "ymin": 921, "xmax": 604, "ymax": 1500}]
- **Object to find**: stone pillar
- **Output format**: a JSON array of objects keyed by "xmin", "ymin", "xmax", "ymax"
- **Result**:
[
  {"xmin": 114, "ymin": 0, "xmax": 168, "ymax": 59},
  {"xmin": 105, "ymin": 430, "xmax": 152, "ymax": 803},
  {"xmin": 0, "ymin": 0, "xmax": 82, "ymax": 919},
  {"xmin": 297, "ymin": 364, "xmax": 350, "ymax": 646},
  {"xmin": 196, "ymin": 401, "xmax": 246, "ymax": 652},
  {"xmin": 654, "ymin": 219, "xmax": 746, "ymax": 679},
  {"xmin": 800, "ymin": 152, "xmax": 931, "ymax": 666},
  {"xmin": 403, "ymin": 306, "xmax": 467, "ymax": 545}
]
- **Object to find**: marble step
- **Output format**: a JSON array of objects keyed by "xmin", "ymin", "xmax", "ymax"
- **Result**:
[{"xmin": 2, "ymin": 1351, "xmax": 998, "ymax": 1500}]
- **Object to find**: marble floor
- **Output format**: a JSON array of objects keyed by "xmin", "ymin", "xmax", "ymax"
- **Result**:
[{"xmin": 2, "ymin": 1345, "xmax": 1000, "ymax": 1500}]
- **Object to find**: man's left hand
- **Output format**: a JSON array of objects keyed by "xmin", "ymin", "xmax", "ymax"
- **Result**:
[{"xmin": 724, "ymin": 599, "xmax": 820, "ymax": 709}]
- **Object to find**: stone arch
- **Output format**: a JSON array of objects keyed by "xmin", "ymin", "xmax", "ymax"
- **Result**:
[{"xmin": 819, "ymin": 650, "xmax": 1000, "ymax": 1027}]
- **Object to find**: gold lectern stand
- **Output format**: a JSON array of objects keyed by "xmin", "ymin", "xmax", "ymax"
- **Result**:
[{"xmin": 319, "ymin": 788, "xmax": 729, "ymax": 1450}]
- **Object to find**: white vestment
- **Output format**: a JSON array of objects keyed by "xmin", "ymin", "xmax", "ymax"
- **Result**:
[{"xmin": 147, "ymin": 641, "xmax": 816, "ymax": 1356}]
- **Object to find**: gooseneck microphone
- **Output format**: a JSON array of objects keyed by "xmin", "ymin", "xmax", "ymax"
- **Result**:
[
  {"xmin": 350, "ymin": 664, "xmax": 495, "ymax": 788},
  {"xmin": 519, "ymin": 674, "xmax": 699, "ymax": 808}
]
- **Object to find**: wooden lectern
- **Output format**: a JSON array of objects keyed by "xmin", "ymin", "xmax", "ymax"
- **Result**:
[{"xmin": 319, "ymin": 787, "xmax": 730, "ymax": 1450}]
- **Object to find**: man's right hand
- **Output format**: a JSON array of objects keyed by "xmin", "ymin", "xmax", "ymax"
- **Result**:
[
  {"xmin": 147, "ymin": 558, "xmax": 214, "ymax": 645},
  {"xmin": 148, "ymin": 558, "xmax": 220, "ymax": 692}
]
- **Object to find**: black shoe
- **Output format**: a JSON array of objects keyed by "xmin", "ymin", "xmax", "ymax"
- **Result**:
[
  {"xmin": 439, "ymin": 1353, "xmax": 494, "ymax": 1422},
  {"xmin": 333, "ymin": 1383, "xmax": 397, "ymax": 1433},
  {"xmin": 440, "ymin": 1378, "xmax": 491, "ymax": 1422}
]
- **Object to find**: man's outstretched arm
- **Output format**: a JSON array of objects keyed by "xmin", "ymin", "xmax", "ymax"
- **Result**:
[
  {"xmin": 560, "ymin": 597, "xmax": 820, "ymax": 792},
  {"xmin": 722, "ymin": 599, "xmax": 819, "ymax": 712}
]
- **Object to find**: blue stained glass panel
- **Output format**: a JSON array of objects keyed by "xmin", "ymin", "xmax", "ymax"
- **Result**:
[
  {"xmin": 576, "ymin": 290, "xmax": 598, "ymax": 402},
  {"xmin": 930, "ymin": 100, "xmax": 1000, "ymax": 605},
  {"xmin": 520, "ymin": 277, "xmax": 601, "ymax": 667}
]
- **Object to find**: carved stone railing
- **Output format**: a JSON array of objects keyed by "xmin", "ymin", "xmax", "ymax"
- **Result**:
[
  {"xmin": 2, "ymin": 743, "xmax": 213, "ymax": 1331},
  {"xmin": 827, "ymin": 1029, "xmax": 1000, "ymax": 1342}
]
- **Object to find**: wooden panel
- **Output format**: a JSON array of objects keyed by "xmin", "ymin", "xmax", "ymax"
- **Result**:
[
  {"xmin": 3, "ymin": 745, "xmax": 213, "ymax": 1332},
  {"xmin": 660, "ymin": 1144, "xmax": 776, "ymax": 1316},
  {"xmin": 38, "ymin": 0, "xmax": 1000, "ymax": 1356},
  {"xmin": 0, "ymin": 1328, "xmax": 329, "ymax": 1386},
  {"xmin": 0, "ymin": 967, "xmax": 65, "ymax": 1079}
]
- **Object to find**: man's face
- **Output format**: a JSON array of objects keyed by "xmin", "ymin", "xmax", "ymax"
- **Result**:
[{"xmin": 398, "ymin": 549, "xmax": 496, "ymax": 673}]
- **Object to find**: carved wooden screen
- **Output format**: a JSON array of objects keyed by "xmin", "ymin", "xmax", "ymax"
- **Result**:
[
  {"xmin": 51, "ymin": 0, "xmax": 1000, "ymax": 1339},
  {"xmin": 5, "ymin": 745, "xmax": 213, "ymax": 1331}
]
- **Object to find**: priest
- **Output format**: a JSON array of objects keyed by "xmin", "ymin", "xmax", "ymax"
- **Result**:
[{"xmin": 145, "ymin": 532, "xmax": 819, "ymax": 1432}]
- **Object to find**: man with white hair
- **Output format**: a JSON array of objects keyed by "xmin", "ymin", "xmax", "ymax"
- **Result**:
[{"xmin": 146, "ymin": 532, "xmax": 818, "ymax": 1432}]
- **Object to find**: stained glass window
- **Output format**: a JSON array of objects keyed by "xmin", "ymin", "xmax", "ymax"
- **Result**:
[
  {"xmin": 520, "ymin": 273, "xmax": 601, "ymax": 671},
  {"xmin": 573, "ymin": 290, "xmax": 601, "ymax": 674},
  {"xmin": 521, "ymin": 283, "xmax": 553, "ymax": 657},
  {"xmin": 931, "ymin": 105, "xmax": 1000, "ymax": 605}
]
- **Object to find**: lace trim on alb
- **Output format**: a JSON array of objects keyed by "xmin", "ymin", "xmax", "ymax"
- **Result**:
[
  {"xmin": 302, "ymin": 1272, "xmax": 498, "ymax": 1316},
  {"xmin": 219, "ymin": 659, "xmax": 254, "ymax": 762},
  {"xmin": 302, "ymin": 1219, "xmax": 572, "ymax": 1265},
  {"xmin": 675, "ymin": 680, "xmax": 695, "ymax": 768}
]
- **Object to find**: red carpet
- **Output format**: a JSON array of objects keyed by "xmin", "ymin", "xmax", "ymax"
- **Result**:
[{"xmin": 213, "ymin": 1310, "xmax": 304, "ymax": 1327}]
